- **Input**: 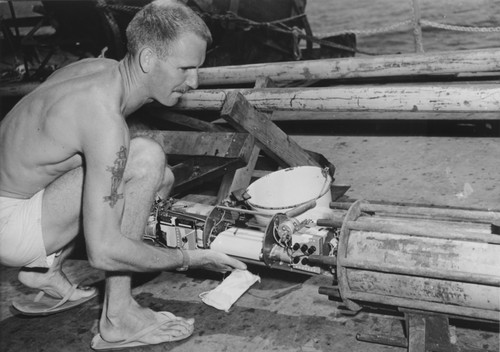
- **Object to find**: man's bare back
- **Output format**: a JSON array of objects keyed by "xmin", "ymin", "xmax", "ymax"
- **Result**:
[{"xmin": 0, "ymin": 59, "xmax": 123, "ymax": 198}]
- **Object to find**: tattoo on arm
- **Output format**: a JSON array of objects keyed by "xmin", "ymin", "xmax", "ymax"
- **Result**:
[{"xmin": 103, "ymin": 146, "xmax": 127, "ymax": 208}]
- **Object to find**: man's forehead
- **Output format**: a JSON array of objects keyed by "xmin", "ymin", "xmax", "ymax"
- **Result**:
[
  {"xmin": 171, "ymin": 32, "xmax": 207, "ymax": 50},
  {"xmin": 167, "ymin": 33, "xmax": 207, "ymax": 64}
]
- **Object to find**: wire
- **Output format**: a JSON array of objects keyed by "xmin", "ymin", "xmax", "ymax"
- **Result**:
[{"xmin": 208, "ymin": 210, "xmax": 229, "ymax": 244}]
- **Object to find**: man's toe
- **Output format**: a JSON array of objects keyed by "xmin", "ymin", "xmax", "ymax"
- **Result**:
[{"xmin": 70, "ymin": 286, "xmax": 98, "ymax": 301}]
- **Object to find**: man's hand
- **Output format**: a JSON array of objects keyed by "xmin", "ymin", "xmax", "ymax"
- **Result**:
[{"xmin": 187, "ymin": 249, "xmax": 247, "ymax": 272}]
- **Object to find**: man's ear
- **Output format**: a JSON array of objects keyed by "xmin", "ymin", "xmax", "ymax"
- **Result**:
[{"xmin": 139, "ymin": 47, "xmax": 155, "ymax": 73}]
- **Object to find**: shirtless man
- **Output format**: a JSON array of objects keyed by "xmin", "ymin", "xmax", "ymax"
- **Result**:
[{"xmin": 0, "ymin": 0, "xmax": 246, "ymax": 349}]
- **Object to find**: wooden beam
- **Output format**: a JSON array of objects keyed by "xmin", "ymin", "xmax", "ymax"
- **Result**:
[
  {"xmin": 0, "ymin": 82, "xmax": 40, "ymax": 97},
  {"xmin": 225, "ymin": 147, "xmax": 260, "ymax": 193},
  {"xmin": 216, "ymin": 76, "xmax": 274, "ymax": 202},
  {"xmin": 254, "ymin": 76, "xmax": 277, "ymax": 89},
  {"xmin": 132, "ymin": 130, "xmax": 254, "ymax": 161},
  {"xmin": 131, "ymin": 130, "xmax": 256, "ymax": 196},
  {"xmin": 171, "ymin": 158, "xmax": 244, "ymax": 196},
  {"xmin": 198, "ymin": 48, "xmax": 500, "ymax": 86},
  {"xmin": 175, "ymin": 83, "xmax": 500, "ymax": 113},
  {"xmin": 269, "ymin": 110, "xmax": 500, "ymax": 121},
  {"xmin": 407, "ymin": 313, "xmax": 426, "ymax": 352},
  {"xmin": 210, "ymin": 109, "xmax": 500, "ymax": 124},
  {"xmin": 146, "ymin": 107, "xmax": 228, "ymax": 132},
  {"xmin": 220, "ymin": 91, "xmax": 320, "ymax": 168}
]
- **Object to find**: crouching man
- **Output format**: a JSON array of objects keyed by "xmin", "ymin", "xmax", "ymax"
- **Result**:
[{"xmin": 0, "ymin": 0, "xmax": 246, "ymax": 349}]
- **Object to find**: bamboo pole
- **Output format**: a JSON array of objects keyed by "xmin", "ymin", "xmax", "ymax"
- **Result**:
[
  {"xmin": 174, "ymin": 83, "xmax": 500, "ymax": 112},
  {"xmin": 197, "ymin": 48, "xmax": 500, "ymax": 86}
]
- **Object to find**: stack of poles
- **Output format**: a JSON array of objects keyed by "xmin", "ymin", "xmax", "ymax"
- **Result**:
[
  {"xmin": 3, "ymin": 49, "xmax": 500, "ymax": 119},
  {"xmin": 169, "ymin": 48, "xmax": 500, "ymax": 120}
]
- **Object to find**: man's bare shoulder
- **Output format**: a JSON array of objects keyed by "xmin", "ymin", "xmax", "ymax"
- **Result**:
[
  {"xmin": 44, "ymin": 58, "xmax": 119, "ymax": 85},
  {"xmin": 2, "ymin": 58, "xmax": 125, "ymax": 141},
  {"xmin": 34, "ymin": 59, "xmax": 122, "ymax": 114}
]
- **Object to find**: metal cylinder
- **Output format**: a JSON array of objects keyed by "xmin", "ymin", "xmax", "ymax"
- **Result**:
[
  {"xmin": 210, "ymin": 227, "xmax": 264, "ymax": 261},
  {"xmin": 336, "ymin": 200, "xmax": 500, "ymax": 322}
]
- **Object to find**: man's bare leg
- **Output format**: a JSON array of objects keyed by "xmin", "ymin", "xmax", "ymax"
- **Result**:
[
  {"xmin": 98, "ymin": 137, "xmax": 194, "ymax": 343},
  {"xmin": 18, "ymin": 167, "xmax": 97, "ymax": 301},
  {"xmin": 17, "ymin": 242, "xmax": 96, "ymax": 300}
]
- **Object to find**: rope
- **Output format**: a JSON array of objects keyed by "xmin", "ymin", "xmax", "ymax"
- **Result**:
[
  {"xmin": 314, "ymin": 0, "xmax": 500, "ymax": 39},
  {"xmin": 315, "ymin": 19, "xmax": 500, "ymax": 38},
  {"xmin": 205, "ymin": 12, "xmax": 373, "ymax": 55},
  {"xmin": 421, "ymin": 20, "xmax": 500, "ymax": 33},
  {"xmin": 97, "ymin": 3, "xmax": 141, "ymax": 14},
  {"xmin": 314, "ymin": 19, "xmax": 413, "ymax": 38},
  {"xmin": 268, "ymin": 13, "xmax": 307, "ymax": 25}
]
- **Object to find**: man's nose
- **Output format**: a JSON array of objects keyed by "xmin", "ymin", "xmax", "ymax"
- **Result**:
[{"xmin": 186, "ymin": 70, "xmax": 199, "ymax": 90}]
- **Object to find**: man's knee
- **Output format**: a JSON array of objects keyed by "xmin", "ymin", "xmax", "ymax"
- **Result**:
[
  {"xmin": 127, "ymin": 137, "xmax": 168, "ymax": 183},
  {"xmin": 162, "ymin": 166, "xmax": 175, "ymax": 192}
]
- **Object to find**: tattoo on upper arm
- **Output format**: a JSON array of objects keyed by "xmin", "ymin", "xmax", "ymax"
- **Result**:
[{"xmin": 103, "ymin": 146, "xmax": 127, "ymax": 208}]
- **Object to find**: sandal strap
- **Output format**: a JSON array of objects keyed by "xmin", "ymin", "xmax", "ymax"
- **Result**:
[{"xmin": 33, "ymin": 283, "xmax": 79, "ymax": 312}]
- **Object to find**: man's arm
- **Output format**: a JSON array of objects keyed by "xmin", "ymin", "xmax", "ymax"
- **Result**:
[{"xmin": 79, "ymin": 108, "xmax": 245, "ymax": 273}]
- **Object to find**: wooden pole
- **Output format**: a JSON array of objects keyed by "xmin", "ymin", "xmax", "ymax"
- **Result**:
[
  {"xmin": 411, "ymin": 0, "xmax": 425, "ymax": 53},
  {"xmin": 346, "ymin": 218, "xmax": 500, "ymax": 245},
  {"xmin": 0, "ymin": 82, "xmax": 40, "ymax": 97},
  {"xmin": 3, "ymin": 49, "xmax": 500, "ymax": 97},
  {"xmin": 344, "ymin": 290, "xmax": 499, "ymax": 322},
  {"xmin": 146, "ymin": 108, "xmax": 228, "ymax": 132},
  {"xmin": 175, "ymin": 83, "xmax": 500, "ymax": 112},
  {"xmin": 330, "ymin": 201, "xmax": 500, "ymax": 223},
  {"xmin": 342, "ymin": 258, "xmax": 500, "ymax": 285},
  {"xmin": 197, "ymin": 48, "xmax": 500, "ymax": 86},
  {"xmin": 268, "ymin": 110, "xmax": 500, "ymax": 121}
]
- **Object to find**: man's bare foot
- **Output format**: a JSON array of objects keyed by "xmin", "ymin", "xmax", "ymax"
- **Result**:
[
  {"xmin": 98, "ymin": 300, "xmax": 194, "ymax": 345},
  {"xmin": 18, "ymin": 266, "xmax": 96, "ymax": 301}
]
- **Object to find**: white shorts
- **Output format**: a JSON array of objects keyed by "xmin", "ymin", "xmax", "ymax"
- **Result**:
[{"xmin": 0, "ymin": 189, "xmax": 55, "ymax": 268}]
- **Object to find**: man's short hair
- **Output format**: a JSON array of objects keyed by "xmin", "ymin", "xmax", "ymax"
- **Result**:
[{"xmin": 126, "ymin": 0, "xmax": 212, "ymax": 59}]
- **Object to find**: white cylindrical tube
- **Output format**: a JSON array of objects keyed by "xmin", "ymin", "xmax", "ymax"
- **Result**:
[{"xmin": 210, "ymin": 227, "xmax": 264, "ymax": 261}]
